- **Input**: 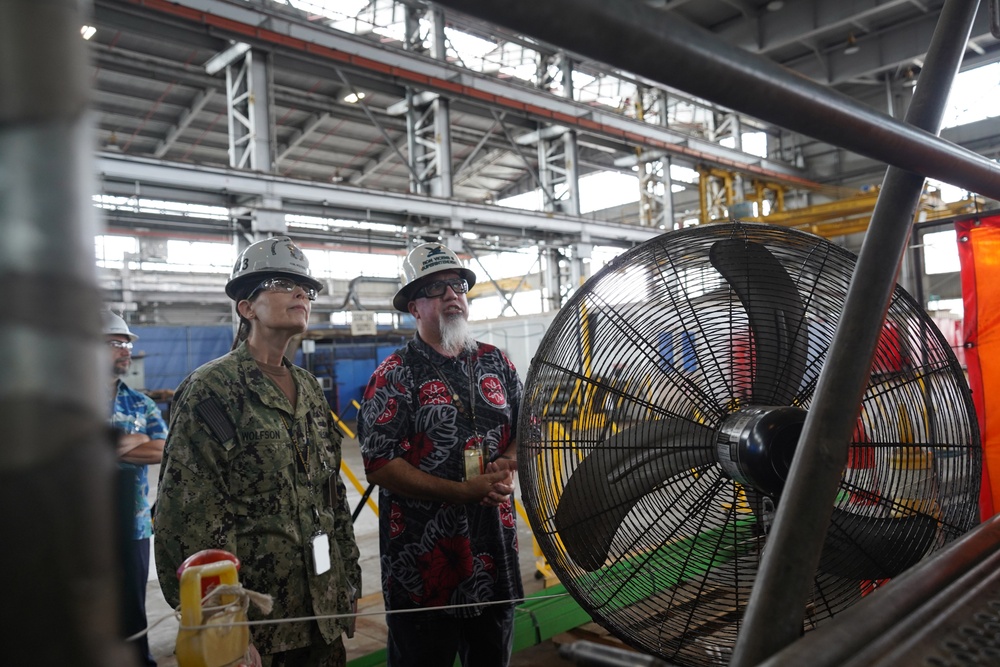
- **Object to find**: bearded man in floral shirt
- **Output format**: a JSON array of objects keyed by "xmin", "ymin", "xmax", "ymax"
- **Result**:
[{"xmin": 358, "ymin": 243, "xmax": 522, "ymax": 667}]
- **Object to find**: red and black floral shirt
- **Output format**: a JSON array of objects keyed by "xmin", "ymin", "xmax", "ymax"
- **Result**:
[{"xmin": 358, "ymin": 335, "xmax": 524, "ymax": 615}]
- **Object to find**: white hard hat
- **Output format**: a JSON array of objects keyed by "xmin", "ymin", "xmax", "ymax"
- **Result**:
[
  {"xmin": 226, "ymin": 236, "xmax": 323, "ymax": 300},
  {"xmin": 102, "ymin": 311, "xmax": 138, "ymax": 341},
  {"xmin": 393, "ymin": 242, "xmax": 476, "ymax": 312}
]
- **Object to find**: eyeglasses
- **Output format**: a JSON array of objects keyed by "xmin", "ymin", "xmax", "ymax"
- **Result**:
[
  {"xmin": 251, "ymin": 277, "xmax": 318, "ymax": 301},
  {"xmin": 107, "ymin": 340, "xmax": 133, "ymax": 351},
  {"xmin": 415, "ymin": 278, "xmax": 469, "ymax": 299}
]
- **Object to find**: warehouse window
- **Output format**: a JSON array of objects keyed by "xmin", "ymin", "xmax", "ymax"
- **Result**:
[
  {"xmin": 302, "ymin": 248, "xmax": 400, "ymax": 280},
  {"xmin": 93, "ymin": 195, "xmax": 228, "ymax": 220},
  {"xmin": 499, "ymin": 165, "xmax": 697, "ymax": 215},
  {"xmin": 943, "ymin": 62, "xmax": 1000, "ymax": 129},
  {"xmin": 165, "ymin": 240, "xmax": 233, "ymax": 273},
  {"xmin": 923, "ymin": 230, "xmax": 961, "ymax": 275},
  {"xmin": 95, "ymin": 235, "xmax": 138, "ymax": 269},
  {"xmin": 287, "ymin": 214, "xmax": 397, "ymax": 234},
  {"xmin": 720, "ymin": 132, "xmax": 768, "ymax": 158}
]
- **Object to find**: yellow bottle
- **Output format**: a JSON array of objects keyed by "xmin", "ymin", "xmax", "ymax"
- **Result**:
[{"xmin": 175, "ymin": 551, "xmax": 250, "ymax": 667}]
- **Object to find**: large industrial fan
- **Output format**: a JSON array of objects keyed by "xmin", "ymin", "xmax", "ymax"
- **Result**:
[{"xmin": 517, "ymin": 222, "xmax": 980, "ymax": 667}]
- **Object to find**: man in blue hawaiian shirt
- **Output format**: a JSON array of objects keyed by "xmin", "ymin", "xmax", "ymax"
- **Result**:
[{"xmin": 105, "ymin": 310, "xmax": 167, "ymax": 666}]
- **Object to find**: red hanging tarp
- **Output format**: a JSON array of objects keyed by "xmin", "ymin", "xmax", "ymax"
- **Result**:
[{"xmin": 956, "ymin": 214, "xmax": 1000, "ymax": 520}]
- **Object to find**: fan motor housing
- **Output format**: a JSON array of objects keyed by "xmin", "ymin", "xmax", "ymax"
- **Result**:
[{"xmin": 717, "ymin": 406, "xmax": 807, "ymax": 498}]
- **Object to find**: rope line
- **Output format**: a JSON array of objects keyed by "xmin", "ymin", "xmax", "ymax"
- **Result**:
[{"xmin": 127, "ymin": 590, "xmax": 571, "ymax": 639}]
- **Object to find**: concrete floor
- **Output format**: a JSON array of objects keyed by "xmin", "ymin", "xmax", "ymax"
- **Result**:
[{"xmin": 143, "ymin": 426, "xmax": 565, "ymax": 666}]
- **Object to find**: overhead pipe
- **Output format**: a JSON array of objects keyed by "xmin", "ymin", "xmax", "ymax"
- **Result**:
[
  {"xmin": 429, "ymin": 0, "xmax": 1000, "ymax": 200},
  {"xmin": 336, "ymin": 275, "xmax": 400, "ymax": 311},
  {"xmin": 733, "ymin": 0, "xmax": 983, "ymax": 663},
  {"xmin": 0, "ymin": 0, "xmax": 132, "ymax": 665}
]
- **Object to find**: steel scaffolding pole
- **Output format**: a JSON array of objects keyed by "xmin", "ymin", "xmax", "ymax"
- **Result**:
[{"xmin": 0, "ymin": 0, "xmax": 132, "ymax": 665}]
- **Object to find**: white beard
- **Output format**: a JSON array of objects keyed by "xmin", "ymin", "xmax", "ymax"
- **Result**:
[{"xmin": 438, "ymin": 313, "xmax": 476, "ymax": 356}]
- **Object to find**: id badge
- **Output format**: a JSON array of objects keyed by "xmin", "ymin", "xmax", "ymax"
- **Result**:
[
  {"xmin": 311, "ymin": 532, "xmax": 331, "ymax": 575},
  {"xmin": 463, "ymin": 447, "xmax": 484, "ymax": 481}
]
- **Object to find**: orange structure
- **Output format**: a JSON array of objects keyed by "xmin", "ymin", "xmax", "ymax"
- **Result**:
[{"xmin": 956, "ymin": 214, "xmax": 1000, "ymax": 519}]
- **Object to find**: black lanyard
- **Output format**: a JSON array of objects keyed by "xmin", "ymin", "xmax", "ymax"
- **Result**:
[{"xmin": 426, "ymin": 352, "xmax": 479, "ymax": 436}]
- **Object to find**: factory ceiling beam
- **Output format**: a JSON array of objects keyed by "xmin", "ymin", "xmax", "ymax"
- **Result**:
[
  {"xmin": 787, "ymin": 9, "xmax": 995, "ymax": 84},
  {"xmin": 275, "ymin": 111, "xmax": 331, "ymax": 164},
  {"xmin": 154, "ymin": 87, "xmax": 217, "ymax": 158},
  {"xmin": 95, "ymin": 153, "xmax": 661, "ymax": 247},
  {"xmin": 712, "ymin": 0, "xmax": 997, "ymax": 83},
  {"xmin": 455, "ymin": 148, "xmax": 509, "ymax": 188},
  {"xmin": 719, "ymin": 0, "xmax": 927, "ymax": 54},
  {"xmin": 104, "ymin": 0, "xmax": 814, "ymax": 188},
  {"xmin": 429, "ymin": 0, "xmax": 1000, "ymax": 200}
]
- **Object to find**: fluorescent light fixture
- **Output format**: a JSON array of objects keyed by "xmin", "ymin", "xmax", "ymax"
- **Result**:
[
  {"xmin": 844, "ymin": 34, "xmax": 860, "ymax": 55},
  {"xmin": 344, "ymin": 92, "xmax": 366, "ymax": 104},
  {"xmin": 81, "ymin": 25, "xmax": 96, "ymax": 40},
  {"xmin": 204, "ymin": 42, "xmax": 252, "ymax": 76},
  {"xmin": 766, "ymin": 1, "xmax": 784, "ymax": 11}
]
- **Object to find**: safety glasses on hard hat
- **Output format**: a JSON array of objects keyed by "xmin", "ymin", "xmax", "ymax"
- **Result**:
[
  {"xmin": 415, "ymin": 278, "xmax": 469, "ymax": 299},
  {"xmin": 250, "ymin": 277, "xmax": 318, "ymax": 301}
]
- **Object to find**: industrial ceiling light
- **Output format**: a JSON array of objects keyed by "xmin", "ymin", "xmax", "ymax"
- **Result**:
[
  {"xmin": 104, "ymin": 132, "xmax": 122, "ymax": 152},
  {"xmin": 843, "ymin": 34, "xmax": 860, "ymax": 55},
  {"xmin": 766, "ymin": 1, "xmax": 784, "ymax": 11},
  {"xmin": 81, "ymin": 25, "xmax": 96, "ymax": 40},
  {"xmin": 344, "ymin": 91, "xmax": 366, "ymax": 104}
]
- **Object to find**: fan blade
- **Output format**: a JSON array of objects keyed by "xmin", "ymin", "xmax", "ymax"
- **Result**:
[
  {"xmin": 555, "ymin": 419, "xmax": 717, "ymax": 572},
  {"xmin": 818, "ymin": 508, "xmax": 938, "ymax": 580},
  {"xmin": 709, "ymin": 238, "xmax": 808, "ymax": 405}
]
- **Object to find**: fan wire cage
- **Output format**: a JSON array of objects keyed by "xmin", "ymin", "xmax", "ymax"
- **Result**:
[{"xmin": 517, "ymin": 222, "xmax": 980, "ymax": 667}]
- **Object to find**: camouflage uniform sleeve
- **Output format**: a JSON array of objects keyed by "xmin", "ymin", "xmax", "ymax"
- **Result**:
[{"xmin": 154, "ymin": 378, "xmax": 235, "ymax": 607}]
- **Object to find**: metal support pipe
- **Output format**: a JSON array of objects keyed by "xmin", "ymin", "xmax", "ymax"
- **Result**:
[
  {"xmin": 560, "ymin": 56, "xmax": 581, "ymax": 217},
  {"xmin": 0, "ymin": 0, "xmax": 131, "ymax": 665},
  {"xmin": 733, "ymin": 1, "xmax": 982, "ymax": 664},
  {"xmin": 429, "ymin": 0, "xmax": 1000, "ymax": 200},
  {"xmin": 430, "ymin": 9, "xmax": 453, "ymax": 198}
]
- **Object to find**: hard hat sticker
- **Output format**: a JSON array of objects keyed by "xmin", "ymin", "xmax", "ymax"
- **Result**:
[{"xmin": 286, "ymin": 243, "xmax": 305, "ymax": 261}]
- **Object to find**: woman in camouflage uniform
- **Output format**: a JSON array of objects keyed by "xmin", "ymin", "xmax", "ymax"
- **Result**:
[{"xmin": 155, "ymin": 236, "xmax": 361, "ymax": 667}]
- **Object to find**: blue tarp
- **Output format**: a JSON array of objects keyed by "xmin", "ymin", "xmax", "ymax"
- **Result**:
[
  {"xmin": 131, "ymin": 325, "xmax": 233, "ymax": 392},
  {"xmin": 131, "ymin": 325, "xmax": 407, "ymax": 416}
]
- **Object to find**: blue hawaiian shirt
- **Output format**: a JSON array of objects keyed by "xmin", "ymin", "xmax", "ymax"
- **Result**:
[{"xmin": 111, "ymin": 380, "xmax": 168, "ymax": 540}]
